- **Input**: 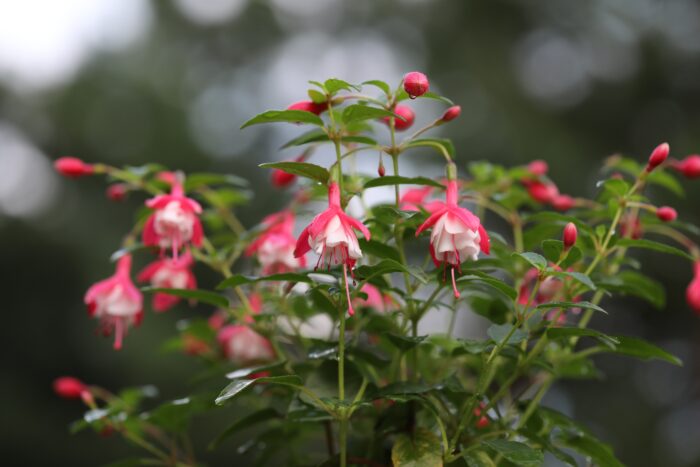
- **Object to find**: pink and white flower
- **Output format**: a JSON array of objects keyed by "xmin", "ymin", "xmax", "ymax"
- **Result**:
[
  {"xmin": 137, "ymin": 252, "xmax": 197, "ymax": 312},
  {"xmin": 84, "ymin": 254, "xmax": 143, "ymax": 350},
  {"xmin": 217, "ymin": 325, "xmax": 275, "ymax": 366},
  {"xmin": 416, "ymin": 180, "xmax": 490, "ymax": 298},
  {"xmin": 246, "ymin": 210, "xmax": 306, "ymax": 274},
  {"xmin": 142, "ymin": 180, "xmax": 203, "ymax": 258},
  {"xmin": 294, "ymin": 182, "xmax": 370, "ymax": 315}
]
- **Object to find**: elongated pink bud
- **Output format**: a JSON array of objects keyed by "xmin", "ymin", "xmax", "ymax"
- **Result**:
[
  {"xmin": 403, "ymin": 71, "xmax": 429, "ymax": 98},
  {"xmin": 54, "ymin": 157, "xmax": 93, "ymax": 178},
  {"xmin": 673, "ymin": 155, "xmax": 700, "ymax": 179},
  {"xmin": 646, "ymin": 143, "xmax": 670, "ymax": 172},
  {"xmin": 378, "ymin": 159, "xmax": 386, "ymax": 177},
  {"xmin": 441, "ymin": 105, "xmax": 461, "ymax": 122},
  {"xmin": 287, "ymin": 100, "xmax": 327, "ymax": 115},
  {"xmin": 563, "ymin": 222, "xmax": 577, "ymax": 250},
  {"xmin": 656, "ymin": 206, "xmax": 677, "ymax": 222}
]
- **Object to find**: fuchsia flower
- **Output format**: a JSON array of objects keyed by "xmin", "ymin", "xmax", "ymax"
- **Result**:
[
  {"xmin": 687, "ymin": 262, "xmax": 700, "ymax": 315},
  {"xmin": 524, "ymin": 180, "xmax": 559, "ymax": 204},
  {"xmin": 217, "ymin": 325, "xmax": 276, "ymax": 366},
  {"xmin": 527, "ymin": 160, "xmax": 549, "ymax": 176},
  {"xmin": 246, "ymin": 210, "xmax": 306, "ymax": 274},
  {"xmin": 551, "ymin": 194, "xmax": 575, "ymax": 211},
  {"xmin": 84, "ymin": 254, "xmax": 143, "ymax": 350},
  {"xmin": 138, "ymin": 252, "xmax": 197, "ymax": 312},
  {"xmin": 441, "ymin": 105, "xmax": 461, "ymax": 122},
  {"xmin": 415, "ymin": 180, "xmax": 490, "ymax": 298},
  {"xmin": 656, "ymin": 206, "xmax": 677, "ymax": 222},
  {"xmin": 399, "ymin": 186, "xmax": 442, "ymax": 213},
  {"xmin": 645, "ymin": 142, "xmax": 670, "ymax": 172},
  {"xmin": 106, "ymin": 184, "xmax": 128, "ymax": 202},
  {"xmin": 518, "ymin": 266, "xmax": 581, "ymax": 324},
  {"xmin": 54, "ymin": 157, "xmax": 93, "ymax": 178},
  {"xmin": 383, "ymin": 105, "xmax": 415, "ymax": 131},
  {"xmin": 142, "ymin": 179, "xmax": 203, "ymax": 258},
  {"xmin": 563, "ymin": 222, "xmax": 577, "ymax": 250},
  {"xmin": 287, "ymin": 100, "xmax": 327, "ymax": 115},
  {"xmin": 672, "ymin": 155, "xmax": 700, "ymax": 179},
  {"xmin": 53, "ymin": 377, "xmax": 91, "ymax": 402},
  {"xmin": 403, "ymin": 71, "xmax": 429, "ymax": 98},
  {"xmin": 294, "ymin": 182, "xmax": 370, "ymax": 316}
]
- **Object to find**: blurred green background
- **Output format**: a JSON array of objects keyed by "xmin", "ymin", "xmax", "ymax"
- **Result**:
[{"xmin": 2, "ymin": 1, "xmax": 700, "ymax": 465}]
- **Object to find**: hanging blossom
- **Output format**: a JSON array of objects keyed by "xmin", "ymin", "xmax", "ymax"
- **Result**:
[
  {"xmin": 416, "ymin": 178, "xmax": 490, "ymax": 298},
  {"xmin": 137, "ymin": 251, "xmax": 197, "ymax": 312},
  {"xmin": 294, "ymin": 182, "xmax": 370, "ymax": 316},
  {"xmin": 84, "ymin": 254, "xmax": 143, "ymax": 350},
  {"xmin": 399, "ymin": 186, "xmax": 443, "ymax": 213},
  {"xmin": 142, "ymin": 178, "xmax": 203, "ymax": 258},
  {"xmin": 246, "ymin": 210, "xmax": 306, "ymax": 274},
  {"xmin": 216, "ymin": 293, "xmax": 275, "ymax": 367},
  {"xmin": 687, "ymin": 262, "xmax": 700, "ymax": 315}
]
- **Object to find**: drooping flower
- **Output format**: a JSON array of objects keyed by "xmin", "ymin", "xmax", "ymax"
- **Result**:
[
  {"xmin": 294, "ymin": 182, "xmax": 370, "ymax": 315},
  {"xmin": 383, "ymin": 105, "xmax": 415, "ymax": 131},
  {"xmin": 403, "ymin": 71, "xmax": 429, "ymax": 98},
  {"xmin": 246, "ymin": 210, "xmax": 306, "ymax": 274},
  {"xmin": 142, "ymin": 179, "xmax": 203, "ymax": 258},
  {"xmin": 415, "ymin": 180, "xmax": 490, "ymax": 298},
  {"xmin": 84, "ymin": 254, "xmax": 143, "ymax": 350},
  {"xmin": 687, "ymin": 262, "xmax": 700, "ymax": 315},
  {"xmin": 399, "ymin": 186, "xmax": 442, "ymax": 213},
  {"xmin": 137, "ymin": 252, "xmax": 197, "ymax": 312},
  {"xmin": 54, "ymin": 157, "xmax": 93, "ymax": 178},
  {"xmin": 217, "ymin": 325, "xmax": 275, "ymax": 366}
]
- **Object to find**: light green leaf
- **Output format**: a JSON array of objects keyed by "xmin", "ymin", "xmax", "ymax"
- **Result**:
[
  {"xmin": 324, "ymin": 78, "xmax": 360, "ymax": 94},
  {"xmin": 403, "ymin": 138, "xmax": 456, "ymax": 157},
  {"xmin": 208, "ymin": 408, "xmax": 280, "ymax": 449},
  {"xmin": 483, "ymin": 440, "xmax": 543, "ymax": 467},
  {"xmin": 215, "ymin": 375, "xmax": 303, "ymax": 406},
  {"xmin": 487, "ymin": 324, "xmax": 528, "ymax": 345},
  {"xmin": 616, "ymin": 238, "xmax": 694, "ymax": 261},
  {"xmin": 364, "ymin": 175, "xmax": 444, "ymax": 189},
  {"xmin": 515, "ymin": 252, "xmax": 548, "ymax": 270},
  {"xmin": 551, "ymin": 270, "xmax": 596, "ymax": 291},
  {"xmin": 537, "ymin": 301, "xmax": 607, "ymax": 314},
  {"xmin": 342, "ymin": 104, "xmax": 404, "ymax": 124},
  {"xmin": 241, "ymin": 110, "xmax": 324, "ymax": 128},
  {"xmin": 362, "ymin": 79, "xmax": 391, "ymax": 95},
  {"xmin": 258, "ymin": 161, "xmax": 329, "ymax": 184}
]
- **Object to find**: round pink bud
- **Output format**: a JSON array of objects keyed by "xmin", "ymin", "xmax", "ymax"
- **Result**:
[
  {"xmin": 656, "ymin": 206, "xmax": 677, "ymax": 222},
  {"xmin": 106, "ymin": 184, "xmax": 127, "ymax": 202},
  {"xmin": 675, "ymin": 155, "xmax": 700, "ymax": 179},
  {"xmin": 287, "ymin": 100, "xmax": 327, "ymax": 115},
  {"xmin": 53, "ymin": 377, "xmax": 87, "ymax": 399},
  {"xmin": 646, "ymin": 142, "xmax": 670, "ymax": 172},
  {"xmin": 563, "ymin": 222, "xmax": 577, "ymax": 250},
  {"xmin": 383, "ymin": 105, "xmax": 415, "ymax": 131},
  {"xmin": 527, "ymin": 160, "xmax": 549, "ymax": 176},
  {"xmin": 441, "ymin": 105, "xmax": 461, "ymax": 122},
  {"xmin": 403, "ymin": 71, "xmax": 429, "ymax": 98},
  {"xmin": 54, "ymin": 157, "xmax": 93, "ymax": 178}
]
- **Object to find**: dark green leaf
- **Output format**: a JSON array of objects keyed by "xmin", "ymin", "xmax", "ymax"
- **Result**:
[
  {"xmin": 555, "ymin": 432, "xmax": 624, "ymax": 467},
  {"xmin": 386, "ymin": 333, "xmax": 428, "ymax": 352},
  {"xmin": 141, "ymin": 287, "xmax": 228, "ymax": 308},
  {"xmin": 308, "ymin": 89, "xmax": 326, "ymax": 103},
  {"xmin": 541, "ymin": 240, "xmax": 563, "ymax": 263},
  {"xmin": 537, "ymin": 301, "xmax": 607, "ymax": 314},
  {"xmin": 280, "ymin": 128, "xmax": 328, "ymax": 148},
  {"xmin": 391, "ymin": 428, "xmax": 443, "ymax": 467},
  {"xmin": 208, "ymin": 408, "xmax": 280, "ymax": 449},
  {"xmin": 184, "ymin": 172, "xmax": 249, "ymax": 190},
  {"xmin": 215, "ymin": 375, "xmax": 303, "ymax": 406},
  {"xmin": 487, "ymin": 324, "xmax": 528, "ymax": 345},
  {"xmin": 358, "ymin": 239, "xmax": 401, "ymax": 263},
  {"xmin": 420, "ymin": 91, "xmax": 455, "ymax": 105},
  {"xmin": 355, "ymin": 259, "xmax": 428, "ymax": 284},
  {"xmin": 551, "ymin": 270, "xmax": 596, "ymax": 291},
  {"xmin": 598, "ymin": 178, "xmax": 630, "ymax": 197},
  {"xmin": 616, "ymin": 238, "xmax": 694, "ymax": 260},
  {"xmin": 648, "ymin": 169, "xmax": 684, "ymax": 197},
  {"xmin": 259, "ymin": 161, "xmax": 329, "ymax": 184},
  {"xmin": 457, "ymin": 272, "xmax": 518, "ymax": 301},
  {"xmin": 342, "ymin": 104, "xmax": 403, "ymax": 124},
  {"xmin": 364, "ymin": 175, "xmax": 444, "ymax": 189},
  {"xmin": 463, "ymin": 451, "xmax": 497, "ymax": 467},
  {"xmin": 608, "ymin": 335, "xmax": 682, "ymax": 366},
  {"xmin": 483, "ymin": 440, "xmax": 543, "ymax": 467},
  {"xmin": 596, "ymin": 271, "xmax": 665, "ymax": 308},
  {"xmin": 546, "ymin": 327, "xmax": 619, "ymax": 348},
  {"xmin": 241, "ymin": 110, "xmax": 324, "ymax": 128}
]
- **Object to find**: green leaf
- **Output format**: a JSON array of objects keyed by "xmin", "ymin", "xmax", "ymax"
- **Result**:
[
  {"xmin": 615, "ymin": 238, "xmax": 694, "ymax": 260},
  {"xmin": 514, "ymin": 252, "xmax": 547, "ymax": 270},
  {"xmin": 362, "ymin": 79, "xmax": 391, "ymax": 95},
  {"xmin": 355, "ymin": 259, "xmax": 428, "ymax": 284},
  {"xmin": 598, "ymin": 178, "xmax": 630, "ymax": 197},
  {"xmin": 457, "ymin": 272, "xmax": 518, "ymax": 301},
  {"xmin": 259, "ymin": 161, "xmax": 329, "ymax": 184},
  {"xmin": 217, "ymin": 272, "xmax": 311, "ymax": 290},
  {"xmin": 420, "ymin": 91, "xmax": 455, "ymax": 106},
  {"xmin": 608, "ymin": 335, "xmax": 682, "ymax": 366},
  {"xmin": 280, "ymin": 128, "xmax": 328, "ymax": 148},
  {"xmin": 391, "ymin": 428, "xmax": 443, "ymax": 467},
  {"xmin": 364, "ymin": 175, "xmax": 444, "ymax": 189},
  {"xmin": 342, "ymin": 104, "xmax": 404, "ymax": 124},
  {"xmin": 208, "ymin": 408, "xmax": 280, "ymax": 449},
  {"xmin": 324, "ymin": 78, "xmax": 360, "ymax": 94},
  {"xmin": 403, "ymin": 138, "xmax": 456, "ymax": 157},
  {"xmin": 487, "ymin": 324, "xmax": 528, "ymax": 345},
  {"xmin": 184, "ymin": 172, "xmax": 249, "ymax": 190},
  {"xmin": 215, "ymin": 375, "xmax": 303, "ymax": 406},
  {"xmin": 241, "ymin": 110, "xmax": 324, "ymax": 128},
  {"xmin": 483, "ymin": 440, "xmax": 543, "ymax": 467},
  {"xmin": 358, "ymin": 239, "xmax": 401, "ymax": 263},
  {"xmin": 386, "ymin": 333, "xmax": 428, "ymax": 352},
  {"xmin": 555, "ymin": 432, "xmax": 624, "ymax": 467},
  {"xmin": 308, "ymin": 89, "xmax": 326, "ymax": 103},
  {"xmin": 596, "ymin": 271, "xmax": 665, "ymax": 308},
  {"xmin": 546, "ymin": 327, "xmax": 619, "ymax": 348},
  {"xmin": 541, "ymin": 239, "xmax": 563, "ymax": 263},
  {"xmin": 551, "ymin": 270, "xmax": 596, "ymax": 291},
  {"xmin": 141, "ymin": 287, "xmax": 228, "ymax": 308},
  {"xmin": 537, "ymin": 301, "xmax": 607, "ymax": 314},
  {"xmin": 648, "ymin": 169, "xmax": 684, "ymax": 197},
  {"xmin": 463, "ymin": 451, "xmax": 497, "ymax": 467}
]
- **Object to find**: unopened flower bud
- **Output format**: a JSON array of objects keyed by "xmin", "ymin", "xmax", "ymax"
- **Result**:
[
  {"xmin": 656, "ymin": 206, "xmax": 677, "ymax": 222},
  {"xmin": 383, "ymin": 105, "xmax": 415, "ymax": 131},
  {"xmin": 403, "ymin": 71, "xmax": 429, "ymax": 98},
  {"xmin": 106, "ymin": 184, "xmax": 128, "ymax": 202},
  {"xmin": 552, "ymin": 195, "xmax": 574, "ymax": 211},
  {"xmin": 645, "ymin": 142, "xmax": 670, "ymax": 172},
  {"xmin": 53, "ymin": 377, "xmax": 93, "ymax": 406},
  {"xmin": 271, "ymin": 169, "xmax": 296, "ymax": 188},
  {"xmin": 527, "ymin": 160, "xmax": 548, "ymax": 176},
  {"xmin": 54, "ymin": 157, "xmax": 93, "ymax": 178},
  {"xmin": 440, "ymin": 105, "xmax": 461, "ymax": 122},
  {"xmin": 673, "ymin": 155, "xmax": 700, "ymax": 179},
  {"xmin": 287, "ymin": 100, "xmax": 327, "ymax": 115},
  {"xmin": 563, "ymin": 222, "xmax": 577, "ymax": 250},
  {"xmin": 378, "ymin": 159, "xmax": 386, "ymax": 177}
]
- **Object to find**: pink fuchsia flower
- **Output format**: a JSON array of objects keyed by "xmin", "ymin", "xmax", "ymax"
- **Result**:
[
  {"xmin": 217, "ymin": 325, "xmax": 275, "ymax": 366},
  {"xmin": 142, "ymin": 179, "xmax": 203, "ymax": 258},
  {"xmin": 527, "ymin": 160, "xmax": 549, "ymax": 176},
  {"xmin": 106, "ymin": 184, "xmax": 128, "ymax": 202},
  {"xmin": 246, "ymin": 210, "xmax": 306, "ymax": 274},
  {"xmin": 137, "ymin": 252, "xmax": 197, "ymax": 312},
  {"xmin": 403, "ymin": 71, "xmax": 429, "ymax": 98},
  {"xmin": 441, "ymin": 105, "xmax": 461, "ymax": 122},
  {"xmin": 645, "ymin": 142, "xmax": 670, "ymax": 172},
  {"xmin": 399, "ymin": 186, "xmax": 442, "ymax": 213},
  {"xmin": 84, "ymin": 254, "xmax": 143, "ymax": 350},
  {"xmin": 686, "ymin": 262, "xmax": 700, "ymax": 315},
  {"xmin": 415, "ymin": 180, "xmax": 490, "ymax": 298},
  {"xmin": 563, "ymin": 222, "xmax": 577, "ymax": 250},
  {"xmin": 383, "ymin": 105, "xmax": 415, "ymax": 131},
  {"xmin": 656, "ymin": 206, "xmax": 677, "ymax": 222},
  {"xmin": 287, "ymin": 100, "xmax": 327, "ymax": 115},
  {"xmin": 53, "ymin": 377, "xmax": 93, "ymax": 406},
  {"xmin": 294, "ymin": 182, "xmax": 370, "ymax": 316},
  {"xmin": 54, "ymin": 157, "xmax": 93, "ymax": 178},
  {"xmin": 672, "ymin": 155, "xmax": 700, "ymax": 179},
  {"xmin": 523, "ymin": 180, "xmax": 559, "ymax": 204}
]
